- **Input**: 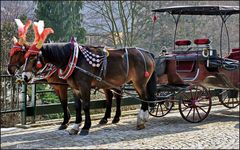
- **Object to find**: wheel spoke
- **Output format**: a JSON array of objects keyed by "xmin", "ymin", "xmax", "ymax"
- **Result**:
[
  {"xmin": 181, "ymin": 105, "xmax": 190, "ymax": 112},
  {"xmin": 154, "ymin": 103, "xmax": 158, "ymax": 116},
  {"xmin": 227, "ymin": 97, "xmax": 231, "ymax": 106},
  {"xmin": 193, "ymin": 108, "xmax": 195, "ymax": 121},
  {"xmin": 196, "ymin": 107, "xmax": 202, "ymax": 120},
  {"xmin": 163, "ymin": 103, "xmax": 167, "ymax": 110},
  {"xmin": 231, "ymin": 98, "xmax": 234, "ymax": 107},
  {"xmin": 186, "ymin": 107, "xmax": 192, "ymax": 119},
  {"xmin": 196, "ymin": 89, "xmax": 204, "ymax": 100},
  {"xmin": 160, "ymin": 104, "xmax": 164, "ymax": 115},
  {"xmin": 198, "ymin": 106, "xmax": 207, "ymax": 114}
]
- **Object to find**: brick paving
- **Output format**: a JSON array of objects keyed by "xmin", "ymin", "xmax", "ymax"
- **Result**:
[{"xmin": 1, "ymin": 105, "xmax": 239, "ymax": 149}]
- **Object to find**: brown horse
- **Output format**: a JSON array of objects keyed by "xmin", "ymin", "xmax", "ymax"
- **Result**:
[
  {"xmin": 8, "ymin": 20, "xmax": 122, "ymax": 131},
  {"xmin": 22, "ymin": 21, "xmax": 156, "ymax": 135}
]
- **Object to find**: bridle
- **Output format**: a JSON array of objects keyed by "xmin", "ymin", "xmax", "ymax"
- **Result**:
[
  {"xmin": 23, "ymin": 50, "xmax": 44, "ymax": 75},
  {"xmin": 8, "ymin": 44, "xmax": 27, "ymax": 69}
]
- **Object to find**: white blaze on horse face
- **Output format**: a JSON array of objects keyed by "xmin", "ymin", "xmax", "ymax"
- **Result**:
[
  {"xmin": 22, "ymin": 72, "xmax": 32, "ymax": 81},
  {"xmin": 138, "ymin": 109, "xmax": 149, "ymax": 122}
]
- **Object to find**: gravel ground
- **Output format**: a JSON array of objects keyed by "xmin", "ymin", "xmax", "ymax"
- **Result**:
[{"xmin": 1, "ymin": 105, "xmax": 239, "ymax": 149}]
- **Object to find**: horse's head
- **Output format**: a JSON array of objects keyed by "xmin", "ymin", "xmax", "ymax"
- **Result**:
[
  {"xmin": 8, "ymin": 19, "xmax": 32, "ymax": 76},
  {"xmin": 22, "ymin": 20, "xmax": 54, "ymax": 82}
]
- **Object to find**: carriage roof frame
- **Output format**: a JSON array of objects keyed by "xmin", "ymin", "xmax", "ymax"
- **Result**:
[
  {"xmin": 152, "ymin": 5, "xmax": 240, "ymax": 15},
  {"xmin": 151, "ymin": 5, "xmax": 240, "ymax": 57}
]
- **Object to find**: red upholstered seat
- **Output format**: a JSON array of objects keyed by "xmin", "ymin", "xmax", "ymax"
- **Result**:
[
  {"xmin": 176, "ymin": 61, "xmax": 195, "ymax": 72},
  {"xmin": 194, "ymin": 38, "xmax": 210, "ymax": 45},
  {"xmin": 226, "ymin": 51, "xmax": 240, "ymax": 61},
  {"xmin": 175, "ymin": 40, "xmax": 191, "ymax": 46},
  {"xmin": 232, "ymin": 48, "xmax": 240, "ymax": 52}
]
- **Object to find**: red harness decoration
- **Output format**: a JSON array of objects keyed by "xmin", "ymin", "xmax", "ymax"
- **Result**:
[
  {"xmin": 58, "ymin": 43, "xmax": 79, "ymax": 80},
  {"xmin": 10, "ymin": 43, "xmax": 25, "ymax": 57},
  {"xmin": 38, "ymin": 63, "xmax": 58, "ymax": 79}
]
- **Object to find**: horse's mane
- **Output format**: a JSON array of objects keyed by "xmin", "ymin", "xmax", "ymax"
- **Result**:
[{"xmin": 42, "ymin": 43, "xmax": 73, "ymax": 68}]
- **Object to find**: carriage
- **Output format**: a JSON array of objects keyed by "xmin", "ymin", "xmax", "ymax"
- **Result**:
[
  {"xmin": 8, "ymin": 5, "xmax": 239, "ymax": 135},
  {"xmin": 148, "ymin": 5, "xmax": 240, "ymax": 123}
]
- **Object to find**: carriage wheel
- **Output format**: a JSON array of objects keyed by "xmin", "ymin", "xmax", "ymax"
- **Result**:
[
  {"xmin": 178, "ymin": 84, "xmax": 211, "ymax": 123},
  {"xmin": 219, "ymin": 90, "xmax": 239, "ymax": 108},
  {"xmin": 149, "ymin": 91, "xmax": 174, "ymax": 117}
]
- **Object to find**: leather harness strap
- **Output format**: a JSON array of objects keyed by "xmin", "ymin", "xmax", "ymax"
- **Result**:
[
  {"xmin": 124, "ymin": 48, "xmax": 129, "ymax": 79},
  {"xmin": 136, "ymin": 47, "xmax": 148, "ymax": 73}
]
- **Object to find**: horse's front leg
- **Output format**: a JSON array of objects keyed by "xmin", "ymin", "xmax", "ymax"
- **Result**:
[
  {"xmin": 51, "ymin": 85, "xmax": 71, "ymax": 130},
  {"xmin": 59, "ymin": 98, "xmax": 71, "ymax": 130},
  {"xmin": 79, "ymin": 89, "xmax": 91, "ymax": 136},
  {"xmin": 99, "ymin": 89, "xmax": 113, "ymax": 125},
  {"xmin": 69, "ymin": 93, "xmax": 82, "ymax": 135},
  {"xmin": 59, "ymin": 86, "xmax": 71, "ymax": 130},
  {"xmin": 137, "ymin": 101, "xmax": 149, "ymax": 130},
  {"xmin": 112, "ymin": 89, "xmax": 122, "ymax": 124},
  {"xmin": 134, "ymin": 84, "xmax": 149, "ymax": 130}
]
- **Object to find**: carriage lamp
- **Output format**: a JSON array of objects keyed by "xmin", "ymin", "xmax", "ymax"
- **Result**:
[{"xmin": 202, "ymin": 48, "xmax": 209, "ymax": 58}]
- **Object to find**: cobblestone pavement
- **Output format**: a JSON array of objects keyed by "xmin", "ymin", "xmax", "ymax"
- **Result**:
[{"xmin": 1, "ymin": 105, "xmax": 239, "ymax": 149}]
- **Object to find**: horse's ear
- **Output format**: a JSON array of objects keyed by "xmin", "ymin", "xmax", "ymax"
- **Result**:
[{"xmin": 12, "ymin": 36, "xmax": 18, "ymax": 44}]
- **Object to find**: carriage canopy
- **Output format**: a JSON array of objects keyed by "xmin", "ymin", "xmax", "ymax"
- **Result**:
[{"xmin": 152, "ymin": 5, "xmax": 240, "ymax": 15}]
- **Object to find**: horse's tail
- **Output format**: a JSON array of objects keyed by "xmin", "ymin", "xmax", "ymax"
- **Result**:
[{"xmin": 146, "ymin": 70, "xmax": 157, "ymax": 107}]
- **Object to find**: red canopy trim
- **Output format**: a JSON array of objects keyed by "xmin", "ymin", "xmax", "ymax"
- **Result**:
[{"xmin": 232, "ymin": 48, "xmax": 240, "ymax": 52}]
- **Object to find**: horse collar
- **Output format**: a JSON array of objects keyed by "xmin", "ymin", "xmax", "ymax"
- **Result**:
[{"xmin": 58, "ymin": 42, "xmax": 79, "ymax": 80}]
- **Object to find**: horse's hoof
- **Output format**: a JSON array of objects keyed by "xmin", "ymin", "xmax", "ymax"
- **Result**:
[
  {"xmin": 136, "ymin": 124, "xmax": 145, "ymax": 130},
  {"xmin": 99, "ymin": 118, "xmax": 108, "ymax": 125},
  {"xmin": 58, "ymin": 124, "xmax": 68, "ymax": 130},
  {"xmin": 79, "ymin": 129, "xmax": 89, "ymax": 136},
  {"xmin": 112, "ymin": 118, "xmax": 120, "ymax": 124},
  {"xmin": 68, "ymin": 128, "xmax": 79, "ymax": 135}
]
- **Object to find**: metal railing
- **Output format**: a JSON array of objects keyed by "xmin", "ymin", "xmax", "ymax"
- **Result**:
[{"xmin": 0, "ymin": 75, "xmax": 140, "ymax": 125}]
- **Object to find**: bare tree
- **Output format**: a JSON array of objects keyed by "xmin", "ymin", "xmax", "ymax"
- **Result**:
[
  {"xmin": 1, "ymin": 1, "xmax": 36, "ymax": 22},
  {"xmin": 83, "ymin": 1, "xmax": 153, "ymax": 48}
]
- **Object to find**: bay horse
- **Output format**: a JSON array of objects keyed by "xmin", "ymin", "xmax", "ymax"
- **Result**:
[
  {"xmin": 8, "ymin": 19, "xmax": 122, "ymax": 131},
  {"xmin": 22, "ymin": 21, "xmax": 156, "ymax": 135}
]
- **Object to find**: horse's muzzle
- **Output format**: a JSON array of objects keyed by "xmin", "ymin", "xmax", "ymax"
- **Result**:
[
  {"xmin": 7, "ymin": 65, "xmax": 17, "ymax": 76},
  {"xmin": 22, "ymin": 72, "xmax": 32, "ymax": 82}
]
